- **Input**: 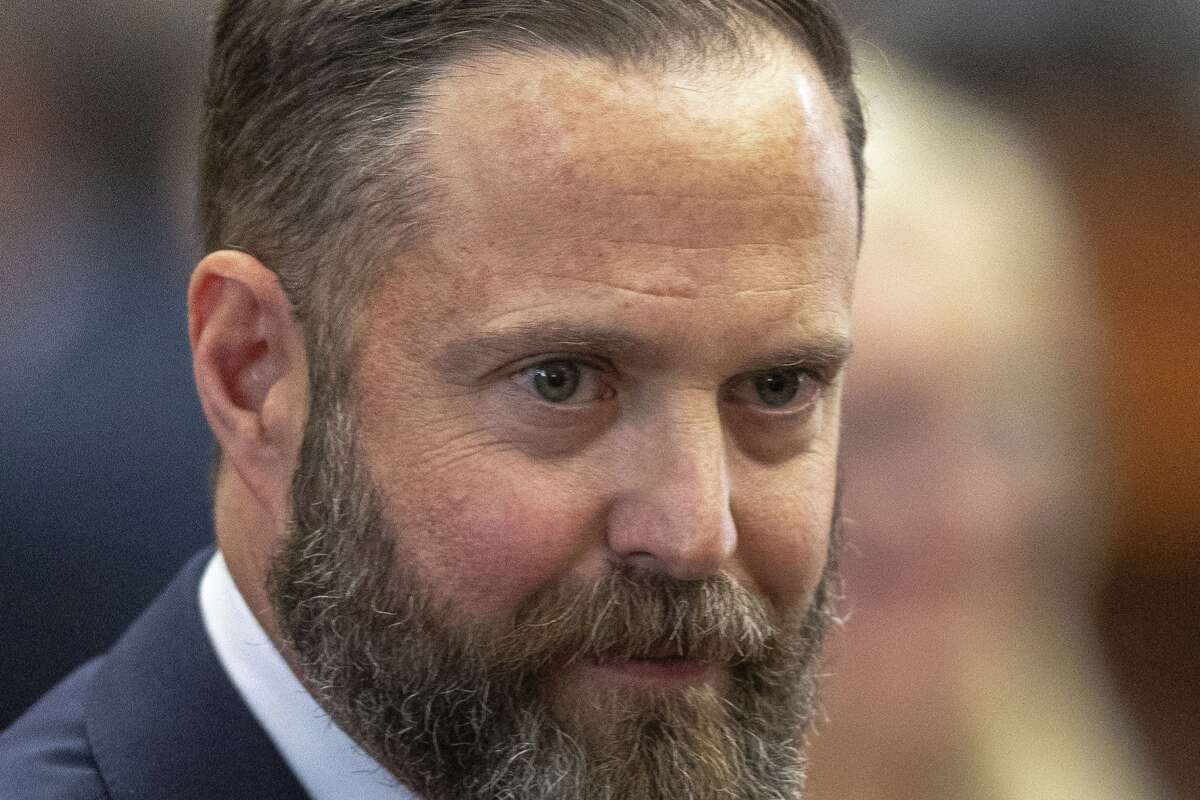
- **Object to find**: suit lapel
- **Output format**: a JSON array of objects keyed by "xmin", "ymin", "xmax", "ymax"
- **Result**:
[{"xmin": 84, "ymin": 549, "xmax": 310, "ymax": 799}]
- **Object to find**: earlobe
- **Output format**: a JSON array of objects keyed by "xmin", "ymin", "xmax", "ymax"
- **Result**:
[{"xmin": 189, "ymin": 251, "xmax": 308, "ymax": 519}]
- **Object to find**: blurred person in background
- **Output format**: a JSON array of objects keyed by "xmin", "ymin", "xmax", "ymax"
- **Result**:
[{"xmin": 803, "ymin": 53, "xmax": 1170, "ymax": 800}]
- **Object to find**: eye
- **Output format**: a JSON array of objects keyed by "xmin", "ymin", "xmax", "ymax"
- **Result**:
[
  {"xmin": 514, "ymin": 359, "xmax": 610, "ymax": 405},
  {"xmin": 726, "ymin": 367, "xmax": 821, "ymax": 412}
]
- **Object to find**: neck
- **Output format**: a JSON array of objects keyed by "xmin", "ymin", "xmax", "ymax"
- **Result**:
[{"xmin": 213, "ymin": 469, "xmax": 288, "ymax": 644}]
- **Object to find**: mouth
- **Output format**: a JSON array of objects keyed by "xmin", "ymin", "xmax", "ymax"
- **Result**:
[{"xmin": 579, "ymin": 652, "xmax": 725, "ymax": 688}]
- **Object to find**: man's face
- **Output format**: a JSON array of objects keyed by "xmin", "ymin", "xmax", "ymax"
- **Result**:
[{"xmin": 270, "ymin": 43, "xmax": 858, "ymax": 800}]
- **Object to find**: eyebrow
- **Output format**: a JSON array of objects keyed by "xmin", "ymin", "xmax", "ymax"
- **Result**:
[
  {"xmin": 437, "ymin": 321, "xmax": 649, "ymax": 372},
  {"xmin": 738, "ymin": 337, "xmax": 854, "ymax": 375},
  {"xmin": 436, "ymin": 319, "xmax": 852, "ymax": 375}
]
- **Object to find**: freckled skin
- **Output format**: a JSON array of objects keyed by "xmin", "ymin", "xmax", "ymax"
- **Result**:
[{"xmin": 353, "ymin": 45, "xmax": 858, "ymax": 653}]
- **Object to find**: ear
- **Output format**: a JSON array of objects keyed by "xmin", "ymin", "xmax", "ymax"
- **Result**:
[{"xmin": 189, "ymin": 250, "xmax": 308, "ymax": 525}]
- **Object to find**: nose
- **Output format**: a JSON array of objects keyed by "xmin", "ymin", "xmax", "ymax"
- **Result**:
[{"xmin": 607, "ymin": 413, "xmax": 737, "ymax": 581}]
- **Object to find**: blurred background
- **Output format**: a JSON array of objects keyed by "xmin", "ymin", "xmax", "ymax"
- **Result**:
[{"xmin": 0, "ymin": 1, "xmax": 1196, "ymax": 796}]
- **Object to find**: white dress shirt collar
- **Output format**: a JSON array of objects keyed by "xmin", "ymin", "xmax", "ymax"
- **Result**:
[{"xmin": 199, "ymin": 551, "xmax": 418, "ymax": 800}]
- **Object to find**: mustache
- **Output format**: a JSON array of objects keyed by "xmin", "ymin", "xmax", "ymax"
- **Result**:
[{"xmin": 469, "ymin": 564, "xmax": 781, "ymax": 675}]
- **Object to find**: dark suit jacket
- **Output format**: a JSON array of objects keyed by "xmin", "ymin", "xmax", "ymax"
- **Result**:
[{"xmin": 0, "ymin": 550, "xmax": 311, "ymax": 799}]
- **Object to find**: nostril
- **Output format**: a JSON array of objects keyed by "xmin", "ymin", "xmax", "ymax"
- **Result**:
[{"xmin": 619, "ymin": 551, "xmax": 662, "ymax": 573}]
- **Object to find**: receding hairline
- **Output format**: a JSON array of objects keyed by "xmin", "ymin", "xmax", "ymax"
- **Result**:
[
  {"xmin": 393, "ymin": 35, "xmax": 858, "ymax": 254},
  {"xmin": 200, "ymin": 1, "xmax": 865, "ymax": 267}
]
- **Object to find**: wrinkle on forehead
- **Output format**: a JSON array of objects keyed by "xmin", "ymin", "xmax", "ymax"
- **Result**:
[
  {"xmin": 521, "ymin": 272, "xmax": 833, "ymax": 302},
  {"xmin": 394, "ymin": 43, "xmax": 857, "ymax": 320},
  {"xmin": 418, "ymin": 46, "xmax": 856, "ymax": 237},
  {"xmin": 466, "ymin": 193, "xmax": 843, "ymax": 256},
  {"xmin": 426, "ymin": 234, "xmax": 853, "ymax": 302}
]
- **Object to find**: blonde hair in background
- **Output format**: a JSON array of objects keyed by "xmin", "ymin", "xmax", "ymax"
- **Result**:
[{"xmin": 822, "ymin": 49, "xmax": 1169, "ymax": 800}]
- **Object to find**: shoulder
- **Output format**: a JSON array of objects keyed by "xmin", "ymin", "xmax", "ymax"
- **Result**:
[
  {"xmin": 1, "ymin": 550, "xmax": 309, "ymax": 800},
  {"xmin": 0, "ymin": 659, "xmax": 111, "ymax": 800}
]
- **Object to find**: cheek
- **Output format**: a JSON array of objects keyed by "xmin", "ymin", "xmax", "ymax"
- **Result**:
[
  {"xmin": 387, "ymin": 463, "xmax": 606, "ymax": 618},
  {"xmin": 733, "ymin": 458, "xmax": 837, "ymax": 614}
]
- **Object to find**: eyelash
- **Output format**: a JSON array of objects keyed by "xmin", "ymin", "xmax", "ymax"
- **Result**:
[
  {"xmin": 510, "ymin": 357, "xmax": 615, "ymax": 406},
  {"xmin": 510, "ymin": 357, "xmax": 826, "ymax": 415},
  {"xmin": 724, "ymin": 368, "xmax": 825, "ymax": 414}
]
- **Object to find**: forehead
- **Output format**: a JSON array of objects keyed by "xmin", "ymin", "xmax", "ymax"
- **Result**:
[{"xmin": 380, "ymin": 45, "xmax": 857, "ymax": 351}]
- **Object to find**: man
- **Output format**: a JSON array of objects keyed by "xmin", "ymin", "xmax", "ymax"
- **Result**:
[{"xmin": 0, "ymin": 1, "xmax": 864, "ymax": 798}]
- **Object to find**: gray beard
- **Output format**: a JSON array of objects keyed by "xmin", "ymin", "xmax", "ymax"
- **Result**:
[{"xmin": 267, "ymin": 398, "xmax": 838, "ymax": 800}]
